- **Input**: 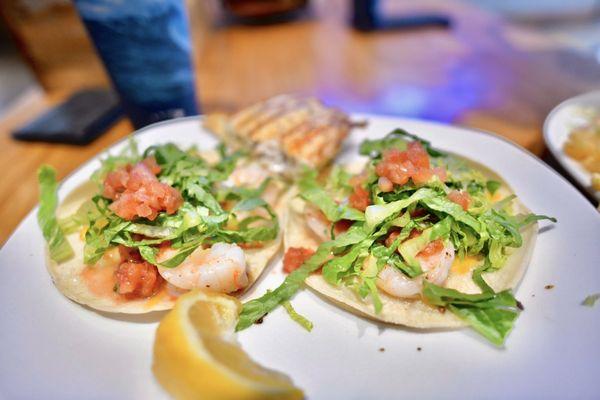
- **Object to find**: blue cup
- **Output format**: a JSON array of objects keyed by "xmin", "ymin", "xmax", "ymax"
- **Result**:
[{"xmin": 74, "ymin": 0, "xmax": 198, "ymax": 128}]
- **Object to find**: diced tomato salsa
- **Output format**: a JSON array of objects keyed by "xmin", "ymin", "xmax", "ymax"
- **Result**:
[
  {"xmin": 418, "ymin": 239, "xmax": 444, "ymax": 257},
  {"xmin": 283, "ymin": 247, "xmax": 315, "ymax": 273},
  {"xmin": 408, "ymin": 228, "xmax": 422, "ymax": 240},
  {"xmin": 410, "ymin": 208, "xmax": 428, "ymax": 218},
  {"xmin": 334, "ymin": 219, "xmax": 353, "ymax": 236},
  {"xmin": 384, "ymin": 230, "xmax": 399, "ymax": 247},
  {"xmin": 377, "ymin": 176, "xmax": 393, "ymax": 192},
  {"xmin": 447, "ymin": 190, "xmax": 471, "ymax": 211},
  {"xmin": 349, "ymin": 185, "xmax": 371, "ymax": 211},
  {"xmin": 103, "ymin": 157, "xmax": 183, "ymax": 221},
  {"xmin": 375, "ymin": 142, "xmax": 446, "ymax": 187},
  {"xmin": 115, "ymin": 260, "xmax": 163, "ymax": 298},
  {"xmin": 118, "ymin": 245, "xmax": 143, "ymax": 263}
]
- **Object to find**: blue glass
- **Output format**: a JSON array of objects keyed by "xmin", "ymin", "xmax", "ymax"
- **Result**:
[{"xmin": 74, "ymin": 0, "xmax": 198, "ymax": 128}]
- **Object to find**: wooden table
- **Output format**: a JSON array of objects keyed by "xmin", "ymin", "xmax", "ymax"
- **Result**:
[{"xmin": 1, "ymin": 0, "xmax": 600, "ymax": 244}]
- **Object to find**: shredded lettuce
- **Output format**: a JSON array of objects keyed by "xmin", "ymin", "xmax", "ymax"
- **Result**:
[
  {"xmin": 371, "ymin": 240, "xmax": 419, "ymax": 279},
  {"xmin": 237, "ymin": 221, "xmax": 377, "ymax": 331},
  {"xmin": 57, "ymin": 199, "xmax": 95, "ymax": 234},
  {"xmin": 357, "ymin": 255, "xmax": 384, "ymax": 313},
  {"xmin": 365, "ymin": 188, "xmax": 436, "ymax": 228},
  {"xmin": 486, "ymin": 180, "xmax": 501, "ymax": 195},
  {"xmin": 56, "ymin": 141, "xmax": 279, "ymax": 268},
  {"xmin": 326, "ymin": 165, "xmax": 354, "ymax": 195},
  {"xmin": 84, "ymin": 219, "xmax": 130, "ymax": 264},
  {"xmin": 236, "ymin": 242, "xmax": 334, "ymax": 331},
  {"xmin": 298, "ymin": 168, "xmax": 365, "ymax": 222},
  {"xmin": 360, "ymin": 132, "xmax": 408, "ymax": 158},
  {"xmin": 422, "ymin": 266, "xmax": 521, "ymax": 347},
  {"xmin": 398, "ymin": 217, "xmax": 452, "ymax": 270},
  {"xmin": 37, "ymin": 166, "xmax": 74, "ymax": 263},
  {"xmin": 582, "ymin": 293, "xmax": 600, "ymax": 307},
  {"xmin": 321, "ymin": 239, "xmax": 374, "ymax": 285},
  {"xmin": 422, "ymin": 196, "xmax": 481, "ymax": 233},
  {"xmin": 360, "ymin": 129, "xmax": 445, "ymax": 158},
  {"xmin": 283, "ymin": 300, "xmax": 313, "ymax": 332}
]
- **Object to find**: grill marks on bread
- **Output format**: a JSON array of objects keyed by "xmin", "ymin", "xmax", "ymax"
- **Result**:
[{"xmin": 204, "ymin": 95, "xmax": 357, "ymax": 169}]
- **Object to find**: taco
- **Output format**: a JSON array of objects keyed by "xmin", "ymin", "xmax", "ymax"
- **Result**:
[
  {"xmin": 238, "ymin": 129, "xmax": 554, "ymax": 345},
  {"xmin": 38, "ymin": 142, "xmax": 289, "ymax": 313}
]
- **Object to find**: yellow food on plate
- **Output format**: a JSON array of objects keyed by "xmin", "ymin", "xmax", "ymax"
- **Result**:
[
  {"xmin": 563, "ymin": 116, "xmax": 600, "ymax": 175},
  {"xmin": 153, "ymin": 290, "xmax": 303, "ymax": 400}
]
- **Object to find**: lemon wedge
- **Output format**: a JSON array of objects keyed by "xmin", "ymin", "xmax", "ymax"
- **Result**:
[{"xmin": 152, "ymin": 290, "xmax": 303, "ymax": 400}]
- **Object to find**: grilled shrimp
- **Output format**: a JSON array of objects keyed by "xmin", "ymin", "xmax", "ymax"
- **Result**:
[
  {"xmin": 156, "ymin": 242, "xmax": 249, "ymax": 293},
  {"xmin": 376, "ymin": 242, "xmax": 455, "ymax": 299}
]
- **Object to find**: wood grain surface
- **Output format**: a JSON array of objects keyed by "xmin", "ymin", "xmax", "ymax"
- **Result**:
[{"xmin": 1, "ymin": 0, "xmax": 599, "ymax": 243}]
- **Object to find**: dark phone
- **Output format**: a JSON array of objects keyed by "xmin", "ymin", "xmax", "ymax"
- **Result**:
[{"xmin": 12, "ymin": 88, "xmax": 122, "ymax": 145}]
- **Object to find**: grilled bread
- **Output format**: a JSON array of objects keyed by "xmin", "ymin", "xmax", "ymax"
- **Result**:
[{"xmin": 204, "ymin": 94, "xmax": 362, "ymax": 170}]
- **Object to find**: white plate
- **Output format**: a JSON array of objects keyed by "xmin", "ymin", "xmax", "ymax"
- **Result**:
[
  {"xmin": 544, "ymin": 90, "xmax": 600, "ymax": 201},
  {"xmin": 1, "ymin": 116, "xmax": 599, "ymax": 400}
]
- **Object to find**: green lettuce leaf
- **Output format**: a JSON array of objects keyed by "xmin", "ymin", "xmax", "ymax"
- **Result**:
[
  {"xmin": 37, "ymin": 166, "xmax": 74, "ymax": 263},
  {"xmin": 422, "ymin": 270, "xmax": 521, "ymax": 346},
  {"xmin": 365, "ymin": 188, "xmax": 436, "ymax": 228},
  {"xmin": 356, "ymin": 254, "xmax": 384, "ymax": 313},
  {"xmin": 582, "ymin": 293, "xmax": 600, "ymax": 307},
  {"xmin": 298, "ymin": 168, "xmax": 364, "ymax": 222},
  {"xmin": 516, "ymin": 213, "xmax": 557, "ymax": 228},
  {"xmin": 398, "ymin": 217, "xmax": 452, "ymax": 270},
  {"xmin": 486, "ymin": 180, "xmax": 501, "ymax": 195},
  {"xmin": 360, "ymin": 133, "xmax": 408, "ymax": 158},
  {"xmin": 326, "ymin": 165, "xmax": 354, "ymax": 195},
  {"xmin": 57, "ymin": 199, "xmax": 96, "ymax": 234},
  {"xmin": 283, "ymin": 300, "xmax": 313, "ymax": 332},
  {"xmin": 422, "ymin": 196, "xmax": 481, "ymax": 233},
  {"xmin": 84, "ymin": 218, "xmax": 130, "ymax": 265},
  {"xmin": 236, "ymin": 242, "xmax": 335, "ymax": 331},
  {"xmin": 186, "ymin": 183, "xmax": 225, "ymax": 216},
  {"xmin": 359, "ymin": 129, "xmax": 445, "ymax": 158},
  {"xmin": 236, "ymin": 222, "xmax": 372, "ymax": 331},
  {"xmin": 215, "ymin": 220, "xmax": 279, "ymax": 243},
  {"xmin": 331, "ymin": 223, "xmax": 369, "ymax": 247},
  {"xmin": 321, "ymin": 239, "xmax": 374, "ymax": 285},
  {"xmin": 371, "ymin": 238, "xmax": 421, "ymax": 279}
]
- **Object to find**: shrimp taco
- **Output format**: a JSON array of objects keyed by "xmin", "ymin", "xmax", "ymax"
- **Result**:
[
  {"xmin": 237, "ymin": 129, "xmax": 554, "ymax": 345},
  {"xmin": 38, "ymin": 142, "xmax": 289, "ymax": 313}
]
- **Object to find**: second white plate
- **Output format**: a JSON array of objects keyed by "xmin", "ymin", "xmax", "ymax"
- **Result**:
[{"xmin": 544, "ymin": 90, "xmax": 600, "ymax": 201}]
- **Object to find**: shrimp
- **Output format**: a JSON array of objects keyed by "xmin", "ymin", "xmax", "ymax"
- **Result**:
[
  {"xmin": 156, "ymin": 242, "xmax": 249, "ymax": 293},
  {"xmin": 376, "ymin": 242, "xmax": 455, "ymax": 299}
]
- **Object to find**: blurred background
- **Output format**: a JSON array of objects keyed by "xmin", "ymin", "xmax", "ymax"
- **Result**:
[{"xmin": 0, "ymin": 0, "xmax": 599, "ymax": 242}]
